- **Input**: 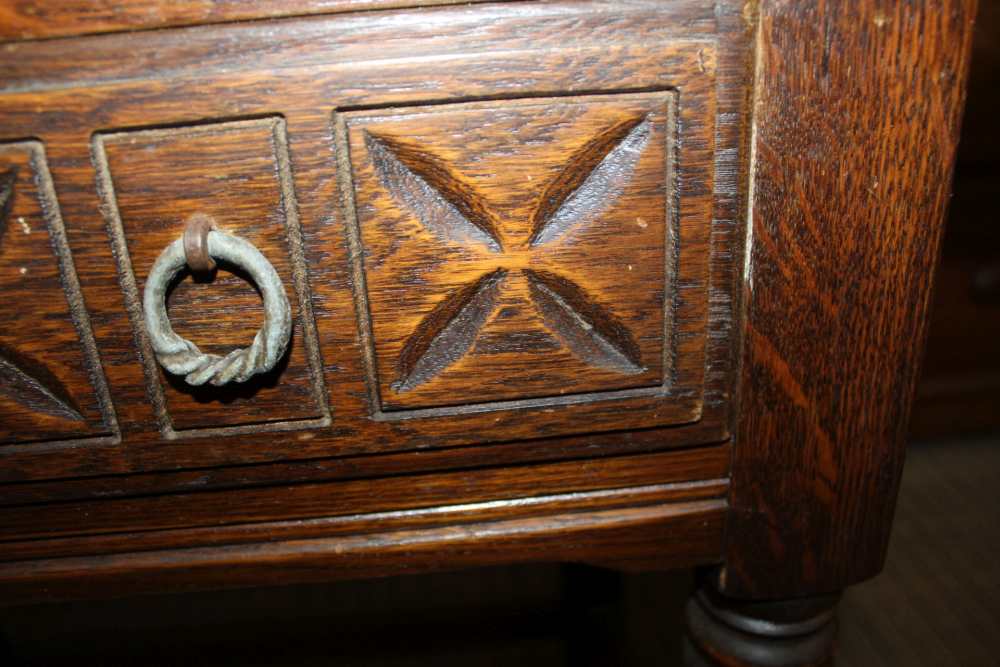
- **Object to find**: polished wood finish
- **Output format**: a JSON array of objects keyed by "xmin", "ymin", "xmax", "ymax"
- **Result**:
[
  {"xmin": 345, "ymin": 93, "xmax": 693, "ymax": 411},
  {"xmin": 0, "ymin": 142, "xmax": 114, "ymax": 444},
  {"xmin": 0, "ymin": 0, "xmax": 497, "ymax": 42},
  {"xmin": 0, "ymin": 1, "xmax": 743, "ymax": 485},
  {"xmin": 0, "ymin": 429, "xmax": 724, "ymax": 507},
  {"xmin": 0, "ymin": 0, "xmax": 974, "ymax": 636},
  {"xmin": 724, "ymin": 0, "xmax": 977, "ymax": 599},
  {"xmin": 0, "ymin": 445, "xmax": 729, "ymax": 550},
  {"xmin": 0, "ymin": 498, "xmax": 726, "ymax": 606},
  {"xmin": 97, "ymin": 117, "xmax": 328, "ymax": 433}
]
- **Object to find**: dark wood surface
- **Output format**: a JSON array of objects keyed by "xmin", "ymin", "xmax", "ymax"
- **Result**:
[
  {"xmin": 0, "ymin": 497, "xmax": 726, "ymax": 606},
  {"xmin": 0, "ymin": 0, "xmax": 975, "ymax": 625},
  {"xmin": 724, "ymin": 0, "xmax": 977, "ymax": 598},
  {"xmin": 0, "ymin": 1, "xmax": 748, "ymax": 487},
  {"xmin": 0, "ymin": 1, "xmax": 749, "ymax": 606},
  {"xmin": 344, "ymin": 93, "xmax": 691, "ymax": 411},
  {"xmin": 97, "ymin": 117, "xmax": 328, "ymax": 433},
  {"xmin": 0, "ymin": 0, "xmax": 500, "ymax": 42},
  {"xmin": 0, "ymin": 428, "xmax": 723, "ymax": 507},
  {"xmin": 0, "ymin": 142, "xmax": 115, "ymax": 444},
  {"xmin": 0, "ymin": 444, "xmax": 729, "ymax": 552}
]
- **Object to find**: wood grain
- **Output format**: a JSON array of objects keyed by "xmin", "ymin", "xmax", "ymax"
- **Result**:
[
  {"xmin": 0, "ymin": 0, "xmax": 503, "ymax": 42},
  {"xmin": 0, "ymin": 498, "xmax": 726, "ymax": 606},
  {"xmin": 344, "ymin": 93, "xmax": 694, "ymax": 411},
  {"xmin": 0, "ymin": 445, "xmax": 729, "ymax": 544},
  {"xmin": 723, "ymin": 0, "xmax": 977, "ymax": 598},
  {"xmin": 0, "ymin": 141, "xmax": 115, "ymax": 444},
  {"xmin": 0, "ymin": 1, "xmax": 744, "ymax": 484},
  {"xmin": 0, "ymin": 0, "xmax": 972, "ymax": 621},
  {"xmin": 0, "ymin": 434, "xmax": 732, "ymax": 508},
  {"xmin": 0, "ymin": 1, "xmax": 717, "ymax": 93},
  {"xmin": 0, "ymin": 481, "xmax": 729, "ymax": 564},
  {"xmin": 0, "ymin": 0, "xmax": 794, "ymax": 611},
  {"xmin": 95, "ymin": 117, "xmax": 328, "ymax": 434}
]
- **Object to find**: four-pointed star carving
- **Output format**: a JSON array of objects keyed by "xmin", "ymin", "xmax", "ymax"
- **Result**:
[{"xmin": 364, "ymin": 113, "xmax": 654, "ymax": 393}]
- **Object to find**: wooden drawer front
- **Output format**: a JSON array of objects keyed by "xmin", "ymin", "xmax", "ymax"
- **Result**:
[
  {"xmin": 0, "ymin": 1, "xmax": 745, "ymax": 481},
  {"xmin": 0, "ymin": 142, "xmax": 115, "ymax": 445},
  {"xmin": 94, "ymin": 118, "xmax": 328, "ymax": 435}
]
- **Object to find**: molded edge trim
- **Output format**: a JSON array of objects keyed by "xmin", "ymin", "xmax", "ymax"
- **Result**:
[{"xmin": 0, "ymin": 498, "xmax": 725, "ymax": 606}]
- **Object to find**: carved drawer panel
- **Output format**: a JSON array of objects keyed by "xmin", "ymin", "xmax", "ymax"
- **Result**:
[
  {"xmin": 94, "ymin": 118, "xmax": 328, "ymax": 435},
  {"xmin": 346, "ymin": 94, "xmax": 672, "ymax": 411},
  {"xmin": 0, "ymin": 142, "xmax": 114, "ymax": 445},
  {"xmin": 0, "ymin": 5, "xmax": 734, "ymax": 481}
]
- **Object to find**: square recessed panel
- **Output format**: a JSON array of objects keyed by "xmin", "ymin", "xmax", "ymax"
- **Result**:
[
  {"xmin": 346, "ymin": 93, "xmax": 674, "ymax": 411},
  {"xmin": 96, "ymin": 118, "xmax": 327, "ymax": 434}
]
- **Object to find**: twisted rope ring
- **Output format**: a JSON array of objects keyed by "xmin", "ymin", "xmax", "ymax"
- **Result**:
[{"xmin": 142, "ymin": 230, "xmax": 292, "ymax": 386}]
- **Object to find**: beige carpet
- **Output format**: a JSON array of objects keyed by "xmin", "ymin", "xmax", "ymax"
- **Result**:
[{"xmin": 838, "ymin": 437, "xmax": 1000, "ymax": 666}]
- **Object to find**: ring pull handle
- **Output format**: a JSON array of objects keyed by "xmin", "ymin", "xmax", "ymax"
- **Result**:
[{"xmin": 142, "ymin": 215, "xmax": 292, "ymax": 387}]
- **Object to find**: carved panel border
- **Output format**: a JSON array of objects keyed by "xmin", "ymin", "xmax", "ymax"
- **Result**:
[
  {"xmin": 334, "ymin": 81, "xmax": 716, "ymax": 423},
  {"xmin": 0, "ymin": 18, "xmax": 735, "ymax": 480},
  {"xmin": 93, "ymin": 117, "xmax": 330, "ymax": 440},
  {"xmin": 339, "ymin": 92, "xmax": 689, "ymax": 417}
]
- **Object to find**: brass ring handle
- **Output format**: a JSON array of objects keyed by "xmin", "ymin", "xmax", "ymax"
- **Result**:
[{"xmin": 141, "ymin": 219, "xmax": 292, "ymax": 386}]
